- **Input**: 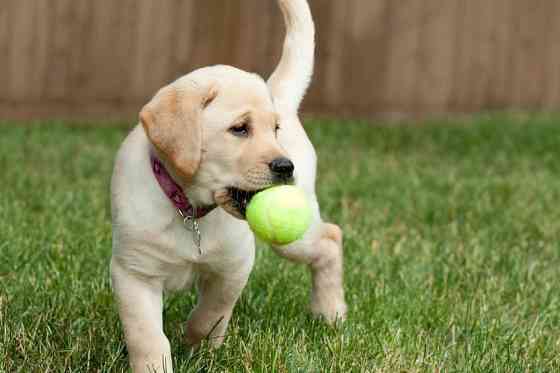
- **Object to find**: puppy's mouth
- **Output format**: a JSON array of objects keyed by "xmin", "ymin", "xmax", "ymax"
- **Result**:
[
  {"xmin": 228, "ymin": 187, "xmax": 263, "ymax": 216},
  {"xmin": 214, "ymin": 187, "xmax": 267, "ymax": 219}
]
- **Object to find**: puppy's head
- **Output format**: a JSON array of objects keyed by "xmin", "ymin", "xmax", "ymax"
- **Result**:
[{"xmin": 141, "ymin": 65, "xmax": 293, "ymax": 219}]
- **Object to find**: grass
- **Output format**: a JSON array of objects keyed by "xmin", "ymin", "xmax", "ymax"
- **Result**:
[{"xmin": 1, "ymin": 114, "xmax": 560, "ymax": 372}]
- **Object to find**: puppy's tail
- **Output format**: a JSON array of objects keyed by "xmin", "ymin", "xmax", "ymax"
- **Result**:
[{"xmin": 267, "ymin": 0, "xmax": 315, "ymax": 114}]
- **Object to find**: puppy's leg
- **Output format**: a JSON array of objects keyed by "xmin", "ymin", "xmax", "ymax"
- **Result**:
[
  {"xmin": 308, "ymin": 222, "xmax": 347, "ymax": 324},
  {"xmin": 272, "ymin": 208, "xmax": 347, "ymax": 324},
  {"xmin": 111, "ymin": 258, "xmax": 172, "ymax": 373},
  {"xmin": 185, "ymin": 266, "xmax": 251, "ymax": 349}
]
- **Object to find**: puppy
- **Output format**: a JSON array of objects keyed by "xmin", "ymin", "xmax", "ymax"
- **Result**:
[{"xmin": 110, "ymin": 0, "xmax": 346, "ymax": 371}]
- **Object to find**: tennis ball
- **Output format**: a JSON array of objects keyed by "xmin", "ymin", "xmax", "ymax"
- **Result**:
[{"xmin": 246, "ymin": 185, "xmax": 312, "ymax": 245}]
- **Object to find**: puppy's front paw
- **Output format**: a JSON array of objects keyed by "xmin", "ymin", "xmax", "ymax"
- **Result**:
[{"xmin": 310, "ymin": 289, "xmax": 347, "ymax": 325}]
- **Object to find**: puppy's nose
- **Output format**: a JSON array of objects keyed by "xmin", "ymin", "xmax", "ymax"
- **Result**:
[{"xmin": 269, "ymin": 157, "xmax": 294, "ymax": 179}]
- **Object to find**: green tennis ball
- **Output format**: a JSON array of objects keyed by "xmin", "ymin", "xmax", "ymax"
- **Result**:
[{"xmin": 246, "ymin": 185, "xmax": 312, "ymax": 245}]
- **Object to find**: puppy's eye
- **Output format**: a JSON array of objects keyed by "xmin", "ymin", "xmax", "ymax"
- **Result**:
[
  {"xmin": 275, "ymin": 123, "xmax": 281, "ymax": 136},
  {"xmin": 229, "ymin": 122, "xmax": 250, "ymax": 137}
]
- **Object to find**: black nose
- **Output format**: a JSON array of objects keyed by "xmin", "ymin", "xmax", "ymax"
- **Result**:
[{"xmin": 269, "ymin": 157, "xmax": 294, "ymax": 179}]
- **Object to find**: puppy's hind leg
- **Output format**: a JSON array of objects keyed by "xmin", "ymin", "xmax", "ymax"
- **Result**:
[{"xmin": 271, "ymin": 202, "xmax": 347, "ymax": 325}]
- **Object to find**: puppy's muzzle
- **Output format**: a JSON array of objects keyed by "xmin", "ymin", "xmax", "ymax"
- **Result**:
[{"xmin": 214, "ymin": 158, "xmax": 295, "ymax": 220}]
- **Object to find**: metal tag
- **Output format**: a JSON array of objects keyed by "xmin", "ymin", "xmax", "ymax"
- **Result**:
[{"xmin": 178, "ymin": 209, "xmax": 203, "ymax": 255}]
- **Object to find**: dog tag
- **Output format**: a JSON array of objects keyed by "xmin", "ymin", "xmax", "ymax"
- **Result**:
[{"xmin": 178, "ymin": 210, "xmax": 203, "ymax": 255}]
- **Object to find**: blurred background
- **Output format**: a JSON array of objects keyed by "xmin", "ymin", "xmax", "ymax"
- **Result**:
[{"xmin": 2, "ymin": 0, "xmax": 558, "ymax": 121}]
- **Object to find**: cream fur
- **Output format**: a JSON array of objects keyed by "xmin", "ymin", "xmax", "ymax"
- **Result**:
[{"xmin": 110, "ymin": 1, "xmax": 346, "ymax": 372}]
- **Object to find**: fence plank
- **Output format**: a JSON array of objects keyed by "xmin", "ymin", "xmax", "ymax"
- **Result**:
[
  {"xmin": 543, "ymin": 0, "xmax": 560, "ymax": 108},
  {"xmin": 384, "ymin": 0, "xmax": 423, "ymax": 114},
  {"xmin": 512, "ymin": 0, "xmax": 549, "ymax": 108},
  {"xmin": 0, "ymin": 1, "xmax": 14, "ymax": 100},
  {"xmin": 169, "ymin": 0, "xmax": 197, "ymax": 79},
  {"xmin": 467, "ymin": 0, "xmax": 496, "ymax": 111},
  {"xmin": 8, "ymin": 0, "xmax": 37, "ymax": 100},
  {"xmin": 485, "ymin": 0, "xmax": 510, "ymax": 109},
  {"xmin": 312, "ymin": 0, "xmax": 348, "ymax": 112},
  {"xmin": 346, "ymin": 0, "xmax": 390, "ymax": 113},
  {"xmin": 414, "ymin": 0, "xmax": 458, "ymax": 113}
]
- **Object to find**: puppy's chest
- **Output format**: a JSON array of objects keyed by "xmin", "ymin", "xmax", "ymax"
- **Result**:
[
  {"xmin": 164, "ymin": 219, "xmax": 221, "ymax": 261},
  {"xmin": 144, "ymin": 211, "xmax": 252, "ymax": 274}
]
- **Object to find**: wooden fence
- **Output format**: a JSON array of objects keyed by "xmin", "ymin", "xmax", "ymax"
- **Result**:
[{"xmin": 1, "ymin": 0, "xmax": 559, "ymax": 120}]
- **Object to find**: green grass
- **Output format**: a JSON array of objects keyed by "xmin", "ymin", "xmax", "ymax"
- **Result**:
[{"xmin": 2, "ymin": 114, "xmax": 560, "ymax": 372}]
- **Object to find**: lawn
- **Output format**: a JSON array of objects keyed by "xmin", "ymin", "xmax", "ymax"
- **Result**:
[{"xmin": 1, "ymin": 115, "xmax": 560, "ymax": 372}]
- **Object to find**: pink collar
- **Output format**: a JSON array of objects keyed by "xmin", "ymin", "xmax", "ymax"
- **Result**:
[{"xmin": 150, "ymin": 154, "xmax": 216, "ymax": 219}]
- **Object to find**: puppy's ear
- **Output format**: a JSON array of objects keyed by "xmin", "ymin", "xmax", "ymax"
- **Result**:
[{"xmin": 140, "ymin": 84, "xmax": 218, "ymax": 183}]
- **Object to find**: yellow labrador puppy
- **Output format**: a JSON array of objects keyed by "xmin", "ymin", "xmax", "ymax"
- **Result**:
[{"xmin": 110, "ymin": 0, "xmax": 346, "ymax": 371}]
